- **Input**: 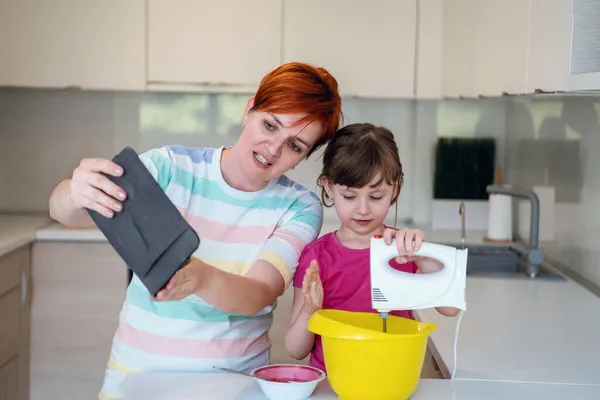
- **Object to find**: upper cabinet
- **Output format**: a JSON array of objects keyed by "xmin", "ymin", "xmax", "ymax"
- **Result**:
[
  {"xmin": 146, "ymin": 0, "xmax": 282, "ymax": 92},
  {"xmin": 470, "ymin": 0, "xmax": 530, "ymax": 97},
  {"xmin": 0, "ymin": 0, "xmax": 145, "ymax": 91},
  {"xmin": 1, "ymin": 0, "xmax": 599, "ymax": 97},
  {"xmin": 441, "ymin": 0, "xmax": 529, "ymax": 98},
  {"xmin": 282, "ymin": 0, "xmax": 417, "ymax": 98},
  {"xmin": 565, "ymin": 0, "xmax": 600, "ymax": 91},
  {"xmin": 527, "ymin": 0, "xmax": 572, "ymax": 93},
  {"xmin": 440, "ymin": 0, "xmax": 476, "ymax": 98}
]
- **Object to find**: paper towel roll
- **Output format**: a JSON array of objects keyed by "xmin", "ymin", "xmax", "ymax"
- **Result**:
[
  {"xmin": 487, "ymin": 194, "xmax": 513, "ymax": 241},
  {"xmin": 518, "ymin": 185, "xmax": 555, "ymax": 242}
]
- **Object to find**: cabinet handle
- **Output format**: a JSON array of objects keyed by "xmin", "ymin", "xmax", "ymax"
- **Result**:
[{"xmin": 20, "ymin": 270, "xmax": 27, "ymax": 308}]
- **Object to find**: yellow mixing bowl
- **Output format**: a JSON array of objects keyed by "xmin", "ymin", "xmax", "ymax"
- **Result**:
[{"xmin": 307, "ymin": 309, "xmax": 437, "ymax": 400}]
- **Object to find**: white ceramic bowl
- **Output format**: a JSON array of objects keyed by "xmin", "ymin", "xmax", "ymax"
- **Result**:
[{"xmin": 251, "ymin": 364, "xmax": 326, "ymax": 400}]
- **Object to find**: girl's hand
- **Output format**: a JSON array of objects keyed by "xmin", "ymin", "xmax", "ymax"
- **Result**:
[
  {"xmin": 152, "ymin": 257, "xmax": 205, "ymax": 301},
  {"xmin": 302, "ymin": 260, "xmax": 323, "ymax": 314},
  {"xmin": 383, "ymin": 227, "xmax": 426, "ymax": 264},
  {"xmin": 69, "ymin": 158, "xmax": 127, "ymax": 218}
]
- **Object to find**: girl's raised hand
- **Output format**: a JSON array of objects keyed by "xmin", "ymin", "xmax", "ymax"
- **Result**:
[
  {"xmin": 383, "ymin": 227, "xmax": 426, "ymax": 264},
  {"xmin": 302, "ymin": 260, "xmax": 323, "ymax": 314}
]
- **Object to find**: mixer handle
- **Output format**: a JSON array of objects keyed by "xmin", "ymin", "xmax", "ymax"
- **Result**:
[{"xmin": 373, "ymin": 237, "xmax": 459, "ymax": 271}]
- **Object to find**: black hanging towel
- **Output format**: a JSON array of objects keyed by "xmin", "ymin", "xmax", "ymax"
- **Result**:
[{"xmin": 433, "ymin": 137, "xmax": 496, "ymax": 200}]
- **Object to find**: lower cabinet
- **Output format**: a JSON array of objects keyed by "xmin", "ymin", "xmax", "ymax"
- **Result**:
[
  {"xmin": 0, "ymin": 244, "xmax": 31, "ymax": 400},
  {"xmin": 29, "ymin": 242, "xmax": 128, "ymax": 400}
]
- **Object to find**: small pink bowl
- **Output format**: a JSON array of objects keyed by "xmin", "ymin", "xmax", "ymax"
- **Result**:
[{"xmin": 251, "ymin": 364, "xmax": 326, "ymax": 400}]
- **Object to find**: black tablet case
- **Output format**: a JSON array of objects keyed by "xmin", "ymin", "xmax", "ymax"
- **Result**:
[{"xmin": 87, "ymin": 147, "xmax": 200, "ymax": 297}]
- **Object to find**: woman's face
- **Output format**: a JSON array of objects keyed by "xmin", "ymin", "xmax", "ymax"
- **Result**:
[{"xmin": 236, "ymin": 98, "xmax": 324, "ymax": 185}]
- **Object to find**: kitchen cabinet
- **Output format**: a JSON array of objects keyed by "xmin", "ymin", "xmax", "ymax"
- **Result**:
[
  {"xmin": 0, "ymin": 244, "xmax": 31, "ymax": 400},
  {"xmin": 146, "ymin": 0, "xmax": 282, "ymax": 92},
  {"xmin": 30, "ymin": 242, "xmax": 128, "ymax": 400},
  {"xmin": 415, "ymin": 0, "xmax": 444, "ymax": 99},
  {"xmin": 282, "ymin": 0, "xmax": 417, "ymax": 98},
  {"xmin": 440, "ymin": 0, "xmax": 476, "ymax": 98},
  {"xmin": 470, "ymin": 0, "xmax": 530, "ymax": 97},
  {"xmin": 526, "ymin": 0, "xmax": 572, "ymax": 93},
  {"xmin": 440, "ymin": 0, "xmax": 600, "ymax": 97},
  {"xmin": 441, "ymin": 0, "xmax": 529, "ymax": 98},
  {"xmin": 0, "ymin": 0, "xmax": 146, "ymax": 91},
  {"xmin": 565, "ymin": 0, "xmax": 600, "ymax": 91}
]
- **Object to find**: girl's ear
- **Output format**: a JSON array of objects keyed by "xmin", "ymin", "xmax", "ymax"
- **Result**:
[
  {"xmin": 390, "ymin": 180, "xmax": 400, "ymax": 205},
  {"xmin": 320, "ymin": 176, "xmax": 334, "ymax": 199}
]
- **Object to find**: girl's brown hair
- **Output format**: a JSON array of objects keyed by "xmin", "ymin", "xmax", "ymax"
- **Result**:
[{"xmin": 318, "ymin": 123, "xmax": 404, "ymax": 210}]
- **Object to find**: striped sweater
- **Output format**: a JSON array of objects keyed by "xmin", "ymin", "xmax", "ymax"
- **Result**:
[{"xmin": 98, "ymin": 145, "xmax": 323, "ymax": 399}]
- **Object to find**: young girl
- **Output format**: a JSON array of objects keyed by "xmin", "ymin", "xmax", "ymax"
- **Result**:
[{"xmin": 285, "ymin": 123, "xmax": 460, "ymax": 373}]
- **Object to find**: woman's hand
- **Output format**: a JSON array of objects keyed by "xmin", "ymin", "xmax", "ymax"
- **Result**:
[
  {"xmin": 301, "ymin": 260, "xmax": 323, "ymax": 314},
  {"xmin": 68, "ymin": 158, "xmax": 127, "ymax": 218},
  {"xmin": 152, "ymin": 257, "xmax": 206, "ymax": 301}
]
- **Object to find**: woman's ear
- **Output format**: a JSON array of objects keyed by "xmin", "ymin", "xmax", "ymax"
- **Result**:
[{"xmin": 242, "ymin": 96, "xmax": 255, "ymax": 125}]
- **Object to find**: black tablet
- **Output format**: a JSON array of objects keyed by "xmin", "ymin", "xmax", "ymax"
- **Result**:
[{"xmin": 87, "ymin": 147, "xmax": 200, "ymax": 297}]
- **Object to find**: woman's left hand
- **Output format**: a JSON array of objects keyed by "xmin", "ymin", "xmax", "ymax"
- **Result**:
[{"xmin": 151, "ymin": 257, "xmax": 205, "ymax": 301}]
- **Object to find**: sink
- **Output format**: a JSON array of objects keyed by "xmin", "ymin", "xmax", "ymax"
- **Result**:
[{"xmin": 440, "ymin": 243, "xmax": 567, "ymax": 281}]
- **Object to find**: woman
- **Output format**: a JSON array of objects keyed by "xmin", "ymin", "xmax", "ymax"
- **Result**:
[{"xmin": 48, "ymin": 62, "xmax": 343, "ymax": 399}]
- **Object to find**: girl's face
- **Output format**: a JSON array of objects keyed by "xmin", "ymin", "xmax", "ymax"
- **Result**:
[
  {"xmin": 323, "ymin": 172, "xmax": 398, "ymax": 236},
  {"xmin": 235, "ymin": 98, "xmax": 323, "ymax": 187}
]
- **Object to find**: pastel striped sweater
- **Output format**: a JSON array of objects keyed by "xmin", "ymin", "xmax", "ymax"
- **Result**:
[{"xmin": 98, "ymin": 145, "xmax": 323, "ymax": 399}]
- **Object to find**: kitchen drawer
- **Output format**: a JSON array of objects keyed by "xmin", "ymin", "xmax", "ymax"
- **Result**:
[
  {"xmin": 0, "ymin": 249, "xmax": 22, "ymax": 297},
  {"xmin": 0, "ymin": 289, "xmax": 19, "ymax": 368},
  {"xmin": 0, "ymin": 356, "xmax": 18, "ymax": 400}
]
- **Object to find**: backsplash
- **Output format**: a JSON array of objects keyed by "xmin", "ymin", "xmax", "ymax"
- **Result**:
[
  {"xmin": 0, "ymin": 89, "xmax": 506, "ymax": 226},
  {"xmin": 504, "ymin": 96, "xmax": 600, "ymax": 287},
  {"xmin": 0, "ymin": 89, "xmax": 598, "ymax": 286}
]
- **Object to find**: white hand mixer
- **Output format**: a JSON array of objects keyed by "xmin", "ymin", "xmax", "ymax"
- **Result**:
[
  {"xmin": 370, "ymin": 236, "xmax": 467, "ymax": 320},
  {"xmin": 370, "ymin": 235, "xmax": 468, "ymax": 378}
]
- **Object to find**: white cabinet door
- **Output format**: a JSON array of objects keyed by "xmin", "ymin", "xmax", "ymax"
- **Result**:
[
  {"xmin": 567, "ymin": 0, "xmax": 600, "ymax": 91},
  {"xmin": 282, "ymin": 0, "xmax": 417, "ymax": 98},
  {"xmin": 527, "ymin": 0, "xmax": 572, "ymax": 93},
  {"xmin": 147, "ymin": 0, "xmax": 282, "ymax": 91},
  {"xmin": 415, "ymin": 0, "xmax": 444, "ymax": 99},
  {"xmin": 0, "ymin": 0, "xmax": 145, "ymax": 91},
  {"xmin": 470, "ymin": 0, "xmax": 530, "ymax": 96},
  {"xmin": 441, "ymin": 0, "xmax": 476, "ymax": 98}
]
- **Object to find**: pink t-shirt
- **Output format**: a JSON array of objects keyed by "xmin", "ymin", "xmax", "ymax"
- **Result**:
[{"xmin": 292, "ymin": 231, "xmax": 418, "ymax": 373}]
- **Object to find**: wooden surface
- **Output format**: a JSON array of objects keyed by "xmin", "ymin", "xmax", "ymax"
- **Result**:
[{"xmin": 0, "ymin": 244, "xmax": 31, "ymax": 400}]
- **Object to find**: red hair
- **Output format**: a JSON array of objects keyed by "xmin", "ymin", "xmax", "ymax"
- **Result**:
[{"xmin": 250, "ymin": 62, "xmax": 343, "ymax": 157}]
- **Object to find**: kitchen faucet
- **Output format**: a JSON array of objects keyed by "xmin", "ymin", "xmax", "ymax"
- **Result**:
[{"xmin": 486, "ymin": 185, "xmax": 545, "ymax": 278}]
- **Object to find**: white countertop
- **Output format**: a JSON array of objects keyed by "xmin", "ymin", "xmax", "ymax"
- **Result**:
[
  {"xmin": 33, "ymin": 221, "xmax": 491, "ymax": 245},
  {"xmin": 415, "ymin": 273, "xmax": 600, "ymax": 385},
  {"xmin": 35, "ymin": 220, "xmax": 106, "ymax": 241},
  {"xmin": 121, "ymin": 373, "xmax": 600, "ymax": 400},
  {"xmin": 0, "ymin": 213, "xmax": 52, "ymax": 256}
]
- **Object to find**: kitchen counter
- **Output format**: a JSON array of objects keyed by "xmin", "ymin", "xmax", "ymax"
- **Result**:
[
  {"xmin": 35, "ymin": 220, "xmax": 106, "ymax": 241},
  {"xmin": 415, "ymin": 273, "xmax": 600, "ymax": 385},
  {"xmin": 121, "ymin": 372, "xmax": 600, "ymax": 399},
  {"xmin": 0, "ymin": 213, "xmax": 53, "ymax": 256},
  {"xmin": 33, "ymin": 220, "xmax": 490, "ymax": 244}
]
